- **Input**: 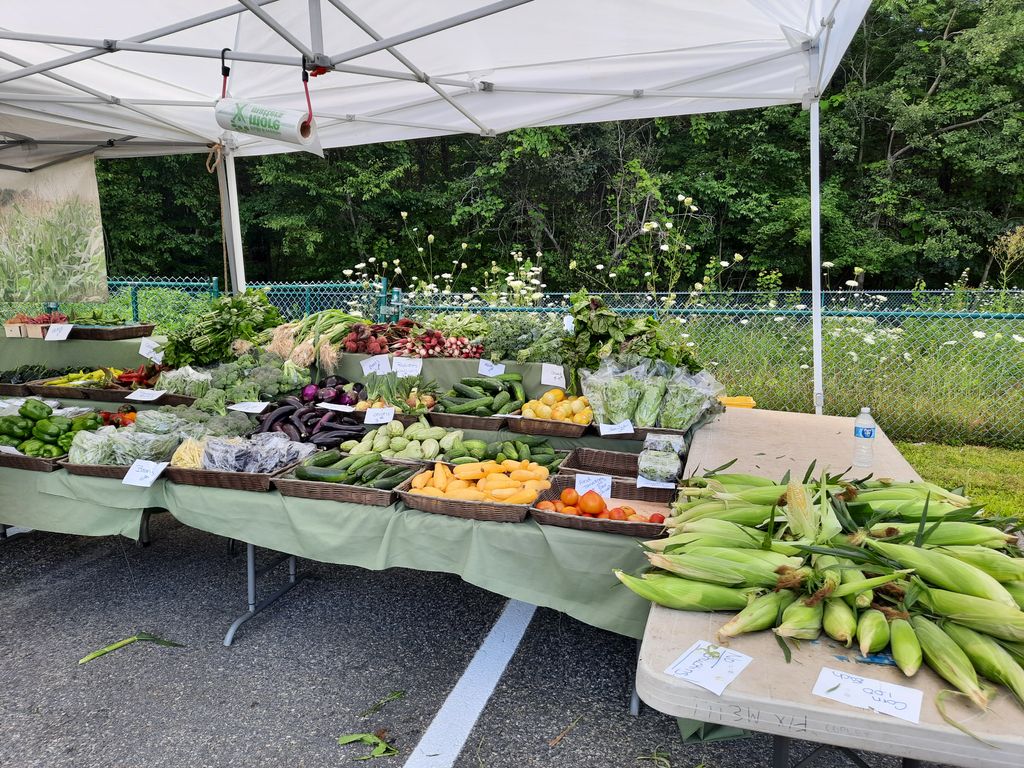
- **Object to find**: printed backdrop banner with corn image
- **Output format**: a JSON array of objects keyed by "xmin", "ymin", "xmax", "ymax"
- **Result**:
[{"xmin": 0, "ymin": 155, "xmax": 108, "ymax": 302}]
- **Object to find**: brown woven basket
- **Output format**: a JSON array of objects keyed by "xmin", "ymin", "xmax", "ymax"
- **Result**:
[
  {"xmin": 0, "ymin": 452, "xmax": 63, "ymax": 472},
  {"xmin": 165, "ymin": 464, "xmax": 293, "ymax": 492},
  {"xmin": 59, "ymin": 461, "xmax": 130, "ymax": 479},
  {"xmin": 395, "ymin": 475, "xmax": 529, "ymax": 523},
  {"xmin": 0, "ymin": 383, "xmax": 29, "ymax": 397},
  {"xmin": 68, "ymin": 324, "xmax": 156, "ymax": 340},
  {"xmin": 530, "ymin": 475, "xmax": 670, "ymax": 537},
  {"xmin": 558, "ymin": 447, "xmax": 640, "ymax": 479},
  {"xmin": 26, "ymin": 378, "xmax": 92, "ymax": 400},
  {"xmin": 273, "ymin": 461, "xmax": 418, "ymax": 506},
  {"xmin": 428, "ymin": 412, "xmax": 506, "ymax": 431},
  {"xmin": 506, "ymin": 416, "xmax": 587, "ymax": 438}
]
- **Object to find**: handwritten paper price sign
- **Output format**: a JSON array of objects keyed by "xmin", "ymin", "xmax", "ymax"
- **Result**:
[
  {"xmin": 540, "ymin": 363, "xmax": 566, "ymax": 388},
  {"xmin": 124, "ymin": 389, "xmax": 166, "ymax": 402},
  {"xmin": 599, "ymin": 420, "xmax": 634, "ymax": 436},
  {"xmin": 812, "ymin": 667, "xmax": 922, "ymax": 724},
  {"xmin": 574, "ymin": 473, "xmax": 612, "ymax": 499},
  {"xmin": 392, "ymin": 357, "xmax": 423, "ymax": 378},
  {"xmin": 360, "ymin": 355, "xmax": 392, "ymax": 376},
  {"xmin": 317, "ymin": 402, "xmax": 354, "ymax": 413},
  {"xmin": 664, "ymin": 641, "xmax": 753, "ymax": 696},
  {"xmin": 364, "ymin": 407, "xmax": 395, "ymax": 424},
  {"xmin": 636, "ymin": 475, "xmax": 677, "ymax": 489},
  {"xmin": 228, "ymin": 401, "xmax": 270, "ymax": 414},
  {"xmin": 44, "ymin": 323, "xmax": 74, "ymax": 341},
  {"xmin": 477, "ymin": 359, "xmax": 505, "ymax": 377},
  {"xmin": 139, "ymin": 337, "xmax": 164, "ymax": 363},
  {"xmin": 122, "ymin": 460, "xmax": 169, "ymax": 488}
]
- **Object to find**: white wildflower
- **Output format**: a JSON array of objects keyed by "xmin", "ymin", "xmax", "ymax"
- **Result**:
[
  {"xmin": 427, "ymin": 234, "xmax": 435, "ymax": 244},
  {"xmin": 665, "ymin": 222, "xmax": 673, "ymax": 230},
  {"xmin": 677, "ymin": 194, "xmax": 685, "ymax": 201},
  {"xmin": 596, "ymin": 264, "xmax": 605, "ymax": 271},
  {"xmin": 394, "ymin": 267, "xmax": 402, "ymax": 275},
  {"xmin": 400, "ymin": 211, "xmax": 408, "ymax": 220},
  {"xmin": 972, "ymin": 330, "xmax": 986, "ymax": 339},
  {"xmin": 342, "ymin": 269, "xmax": 353, "ymax": 277},
  {"xmin": 794, "ymin": 304, "xmax": 807, "ymax": 310},
  {"xmin": 720, "ymin": 260, "xmax": 730, "ymax": 267},
  {"xmin": 733, "ymin": 253, "xmax": 743, "ymax": 262},
  {"xmin": 844, "ymin": 280, "xmax": 858, "ymax": 287},
  {"xmin": 740, "ymin": 319, "xmax": 749, "ymax": 325},
  {"xmin": 660, "ymin": 244, "xmax": 670, "ymax": 252},
  {"xmin": 821, "ymin": 261, "xmax": 834, "ymax": 268},
  {"xmin": 800, "ymin": 364, "xmax": 809, "ymax": 370},
  {"xmin": 1013, "ymin": 334, "xmax": 1024, "ymax": 343},
  {"xmin": 853, "ymin": 266, "xmax": 865, "ymax": 275},
  {"xmin": 694, "ymin": 282, "xmax": 703, "ymax": 290}
]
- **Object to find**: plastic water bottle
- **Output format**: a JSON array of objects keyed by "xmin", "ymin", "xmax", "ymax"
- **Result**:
[{"xmin": 853, "ymin": 407, "xmax": 876, "ymax": 467}]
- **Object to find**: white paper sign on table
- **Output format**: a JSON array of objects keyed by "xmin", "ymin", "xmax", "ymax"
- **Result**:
[
  {"xmin": 124, "ymin": 389, "xmax": 166, "ymax": 402},
  {"xmin": 477, "ymin": 359, "xmax": 505, "ymax": 377},
  {"xmin": 540, "ymin": 363, "xmax": 566, "ymax": 388},
  {"xmin": 392, "ymin": 357, "xmax": 423, "ymax": 378},
  {"xmin": 637, "ymin": 475, "xmax": 677, "ymax": 489},
  {"xmin": 363, "ymin": 407, "xmax": 395, "ymax": 424},
  {"xmin": 575, "ymin": 473, "xmax": 612, "ymax": 499},
  {"xmin": 563, "ymin": 315, "xmax": 575, "ymax": 333},
  {"xmin": 599, "ymin": 420, "xmax": 634, "ymax": 436},
  {"xmin": 228, "ymin": 401, "xmax": 270, "ymax": 414},
  {"xmin": 316, "ymin": 402, "xmax": 355, "ymax": 413},
  {"xmin": 664, "ymin": 641, "xmax": 753, "ymax": 696},
  {"xmin": 138, "ymin": 337, "xmax": 164, "ymax": 363},
  {"xmin": 812, "ymin": 667, "xmax": 922, "ymax": 724},
  {"xmin": 0, "ymin": 445, "xmax": 21, "ymax": 455},
  {"xmin": 360, "ymin": 355, "xmax": 392, "ymax": 376},
  {"xmin": 121, "ymin": 460, "xmax": 169, "ymax": 488},
  {"xmin": 44, "ymin": 323, "xmax": 74, "ymax": 341}
]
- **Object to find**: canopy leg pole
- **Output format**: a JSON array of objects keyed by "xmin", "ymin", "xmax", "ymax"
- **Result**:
[
  {"xmin": 216, "ymin": 149, "xmax": 247, "ymax": 293},
  {"xmin": 809, "ymin": 99, "xmax": 824, "ymax": 416}
]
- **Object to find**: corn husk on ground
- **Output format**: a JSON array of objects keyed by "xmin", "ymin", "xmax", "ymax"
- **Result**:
[{"xmin": 616, "ymin": 465, "xmax": 1024, "ymax": 715}]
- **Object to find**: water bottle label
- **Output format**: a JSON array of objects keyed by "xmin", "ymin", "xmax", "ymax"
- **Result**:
[{"xmin": 854, "ymin": 426, "xmax": 876, "ymax": 439}]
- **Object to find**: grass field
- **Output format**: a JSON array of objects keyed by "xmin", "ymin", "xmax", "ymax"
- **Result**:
[{"xmin": 897, "ymin": 442, "xmax": 1024, "ymax": 518}]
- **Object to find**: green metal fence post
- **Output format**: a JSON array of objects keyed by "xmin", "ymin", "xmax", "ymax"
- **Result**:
[
  {"xmin": 391, "ymin": 287, "xmax": 402, "ymax": 322},
  {"xmin": 130, "ymin": 285, "xmax": 140, "ymax": 323},
  {"xmin": 377, "ymin": 277, "xmax": 389, "ymax": 322},
  {"xmin": 211, "ymin": 277, "xmax": 220, "ymax": 298}
]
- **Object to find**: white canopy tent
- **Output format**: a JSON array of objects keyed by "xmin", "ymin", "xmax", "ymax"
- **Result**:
[{"xmin": 0, "ymin": 0, "xmax": 871, "ymax": 413}]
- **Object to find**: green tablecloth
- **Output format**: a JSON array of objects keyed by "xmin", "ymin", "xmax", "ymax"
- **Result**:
[
  {"xmin": 0, "ymin": 336, "xmax": 162, "ymax": 370},
  {"xmin": 0, "ymin": 467, "xmax": 146, "ymax": 539}
]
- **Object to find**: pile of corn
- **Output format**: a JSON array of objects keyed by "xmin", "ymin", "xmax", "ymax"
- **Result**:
[{"xmin": 616, "ymin": 471, "xmax": 1024, "ymax": 711}]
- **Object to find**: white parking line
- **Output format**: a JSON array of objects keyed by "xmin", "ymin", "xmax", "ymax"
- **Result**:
[{"xmin": 403, "ymin": 599, "xmax": 536, "ymax": 768}]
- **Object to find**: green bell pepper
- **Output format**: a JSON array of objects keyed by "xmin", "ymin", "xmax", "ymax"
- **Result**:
[
  {"xmin": 57, "ymin": 432, "xmax": 76, "ymax": 452},
  {"xmin": 47, "ymin": 415, "xmax": 73, "ymax": 433},
  {"xmin": 32, "ymin": 419, "xmax": 65, "ymax": 444},
  {"xmin": 19, "ymin": 398, "xmax": 52, "ymax": 421},
  {"xmin": 71, "ymin": 413, "xmax": 103, "ymax": 432},
  {"xmin": 0, "ymin": 415, "xmax": 32, "ymax": 439},
  {"xmin": 39, "ymin": 443, "xmax": 63, "ymax": 458},
  {"xmin": 17, "ymin": 438, "xmax": 46, "ymax": 457},
  {"xmin": 0, "ymin": 434, "xmax": 21, "ymax": 449}
]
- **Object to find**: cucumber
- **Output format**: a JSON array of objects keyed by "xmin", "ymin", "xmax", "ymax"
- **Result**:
[
  {"xmin": 494, "ymin": 373, "xmax": 523, "ymax": 382},
  {"xmin": 461, "ymin": 377, "xmax": 504, "ymax": 392},
  {"xmin": 514, "ymin": 434, "xmax": 548, "ymax": 448},
  {"xmin": 501, "ymin": 441, "xmax": 518, "ymax": 460},
  {"xmin": 515, "ymin": 441, "xmax": 530, "ymax": 459},
  {"xmin": 462, "ymin": 440, "xmax": 488, "ymax": 459},
  {"xmin": 510, "ymin": 381, "xmax": 526, "ymax": 403},
  {"xmin": 450, "ymin": 456, "xmax": 478, "ymax": 465},
  {"xmin": 295, "ymin": 465, "xmax": 350, "ymax": 482},
  {"xmin": 491, "ymin": 391, "xmax": 511, "ymax": 410},
  {"xmin": 474, "ymin": 406, "xmax": 493, "ymax": 417},
  {"xmin": 531, "ymin": 444, "xmax": 554, "ymax": 456},
  {"xmin": 485, "ymin": 441, "xmax": 502, "ymax": 458},
  {"xmin": 497, "ymin": 399, "xmax": 523, "ymax": 414},
  {"xmin": 495, "ymin": 453, "xmax": 507, "ymax": 463},
  {"xmin": 445, "ymin": 444, "xmax": 468, "ymax": 459},
  {"xmin": 303, "ymin": 448, "xmax": 342, "ymax": 467},
  {"xmin": 448, "ymin": 396, "xmax": 493, "ymax": 414},
  {"xmin": 371, "ymin": 471, "xmax": 415, "ymax": 490},
  {"xmin": 453, "ymin": 382, "xmax": 488, "ymax": 399}
]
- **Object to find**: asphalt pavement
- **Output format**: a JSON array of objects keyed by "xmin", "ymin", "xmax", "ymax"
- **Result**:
[{"xmin": 0, "ymin": 513, "xmax": 945, "ymax": 768}]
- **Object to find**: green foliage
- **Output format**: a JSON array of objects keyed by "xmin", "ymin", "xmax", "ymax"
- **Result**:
[{"xmin": 94, "ymin": 1, "xmax": 1024, "ymax": 291}]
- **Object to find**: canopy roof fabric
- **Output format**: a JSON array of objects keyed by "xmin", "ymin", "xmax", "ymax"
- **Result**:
[{"xmin": 0, "ymin": 0, "xmax": 869, "ymax": 168}]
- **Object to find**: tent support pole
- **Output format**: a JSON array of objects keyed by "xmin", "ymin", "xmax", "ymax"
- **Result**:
[
  {"xmin": 809, "ymin": 99, "xmax": 824, "ymax": 416},
  {"xmin": 216, "ymin": 150, "xmax": 247, "ymax": 293}
]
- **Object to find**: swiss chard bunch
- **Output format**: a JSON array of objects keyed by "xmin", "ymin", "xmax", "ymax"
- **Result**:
[{"xmin": 161, "ymin": 290, "xmax": 283, "ymax": 367}]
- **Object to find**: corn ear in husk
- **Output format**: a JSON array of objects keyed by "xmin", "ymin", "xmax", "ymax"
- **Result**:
[
  {"xmin": 943, "ymin": 622, "xmax": 1024, "ymax": 707},
  {"xmin": 774, "ymin": 598, "xmax": 823, "ymax": 640},
  {"xmin": 613, "ymin": 570, "xmax": 754, "ymax": 612},
  {"xmin": 912, "ymin": 616, "xmax": 992, "ymax": 711},
  {"xmin": 717, "ymin": 590, "xmax": 798, "ymax": 642},
  {"xmin": 822, "ymin": 598, "xmax": 857, "ymax": 647},
  {"xmin": 857, "ymin": 609, "xmax": 890, "ymax": 655},
  {"xmin": 890, "ymin": 618, "xmax": 922, "ymax": 676}
]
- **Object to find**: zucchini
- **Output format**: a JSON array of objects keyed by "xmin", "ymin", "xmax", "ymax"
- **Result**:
[
  {"xmin": 303, "ymin": 448, "xmax": 342, "ymax": 467},
  {"xmin": 357, "ymin": 463, "xmax": 392, "ymax": 481},
  {"xmin": 450, "ymin": 456, "xmax": 478, "ymax": 465},
  {"xmin": 453, "ymin": 382, "xmax": 488, "ymax": 399},
  {"xmin": 491, "ymin": 391, "xmax": 511, "ymax": 410},
  {"xmin": 371, "ymin": 471, "xmax": 415, "ymax": 490},
  {"xmin": 461, "ymin": 377, "xmax": 504, "ymax": 393},
  {"xmin": 448, "ymin": 396, "xmax": 493, "ymax": 414},
  {"xmin": 497, "ymin": 399, "xmax": 523, "ymax": 414},
  {"xmin": 329, "ymin": 453, "xmax": 364, "ymax": 470},
  {"xmin": 295, "ymin": 465, "xmax": 350, "ymax": 483},
  {"xmin": 494, "ymin": 373, "xmax": 523, "ymax": 382},
  {"xmin": 347, "ymin": 453, "xmax": 382, "ymax": 472}
]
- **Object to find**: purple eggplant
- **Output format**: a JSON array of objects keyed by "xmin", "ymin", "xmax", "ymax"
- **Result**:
[
  {"xmin": 259, "ymin": 405, "xmax": 296, "ymax": 432},
  {"xmin": 337, "ymin": 389, "xmax": 359, "ymax": 406},
  {"xmin": 300, "ymin": 384, "xmax": 319, "ymax": 402},
  {"xmin": 323, "ymin": 376, "xmax": 339, "ymax": 389},
  {"xmin": 311, "ymin": 411, "xmax": 337, "ymax": 434},
  {"xmin": 317, "ymin": 386, "xmax": 338, "ymax": 403},
  {"xmin": 280, "ymin": 423, "xmax": 301, "ymax": 441}
]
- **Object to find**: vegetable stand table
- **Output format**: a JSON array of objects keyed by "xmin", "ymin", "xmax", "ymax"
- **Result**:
[
  {"xmin": 634, "ymin": 408, "xmax": 1022, "ymax": 767},
  {"xmin": 0, "ymin": 334, "xmax": 164, "ymax": 371}
]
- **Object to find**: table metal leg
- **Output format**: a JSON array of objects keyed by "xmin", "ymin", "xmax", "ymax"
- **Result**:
[
  {"xmin": 629, "ymin": 638, "xmax": 642, "ymax": 717},
  {"xmin": 135, "ymin": 509, "xmax": 154, "ymax": 548},
  {"xmin": 223, "ymin": 542, "xmax": 305, "ymax": 647},
  {"xmin": 902, "ymin": 761, "xmax": 923, "ymax": 768},
  {"xmin": 772, "ymin": 735, "xmax": 791, "ymax": 768}
]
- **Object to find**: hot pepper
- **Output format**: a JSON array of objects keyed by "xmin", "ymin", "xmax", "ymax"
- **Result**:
[
  {"xmin": 0, "ymin": 415, "xmax": 32, "ymax": 439},
  {"xmin": 32, "ymin": 419, "xmax": 65, "ymax": 444},
  {"xmin": 19, "ymin": 398, "xmax": 52, "ymax": 421}
]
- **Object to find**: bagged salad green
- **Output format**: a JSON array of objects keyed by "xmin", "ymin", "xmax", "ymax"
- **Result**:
[
  {"xmin": 659, "ymin": 369, "xmax": 724, "ymax": 431},
  {"xmin": 637, "ymin": 449, "xmax": 681, "ymax": 483},
  {"xmin": 581, "ymin": 360, "xmax": 647, "ymax": 425},
  {"xmin": 633, "ymin": 361, "xmax": 671, "ymax": 428}
]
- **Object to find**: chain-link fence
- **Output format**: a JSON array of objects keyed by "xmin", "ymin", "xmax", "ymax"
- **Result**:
[{"xmin": 259, "ymin": 280, "xmax": 386, "ymax": 321}]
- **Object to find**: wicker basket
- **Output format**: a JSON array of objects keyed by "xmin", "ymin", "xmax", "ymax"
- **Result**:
[
  {"xmin": 59, "ymin": 462, "xmax": 130, "ymax": 479},
  {"xmin": 530, "ymin": 475, "xmax": 670, "ymax": 537},
  {"xmin": 506, "ymin": 416, "xmax": 587, "ymax": 438},
  {"xmin": 26, "ymin": 378, "xmax": 92, "ymax": 400},
  {"xmin": 558, "ymin": 447, "xmax": 640, "ymax": 479},
  {"xmin": 165, "ymin": 464, "xmax": 293, "ymax": 492},
  {"xmin": 0, "ymin": 452, "xmax": 63, "ymax": 472},
  {"xmin": 273, "ymin": 462, "xmax": 418, "ymax": 506},
  {"xmin": 68, "ymin": 324, "xmax": 156, "ymax": 340},
  {"xmin": 428, "ymin": 412, "xmax": 506, "ymax": 431},
  {"xmin": 0, "ymin": 383, "xmax": 30, "ymax": 397},
  {"xmin": 395, "ymin": 475, "xmax": 529, "ymax": 523}
]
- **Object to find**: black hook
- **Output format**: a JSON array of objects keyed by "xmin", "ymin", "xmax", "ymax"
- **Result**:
[{"xmin": 221, "ymin": 47, "xmax": 231, "ymax": 77}]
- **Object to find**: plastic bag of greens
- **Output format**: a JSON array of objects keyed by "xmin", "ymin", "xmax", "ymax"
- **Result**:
[
  {"xmin": 633, "ymin": 361, "xmax": 670, "ymax": 428},
  {"xmin": 643, "ymin": 432, "xmax": 686, "ymax": 454},
  {"xmin": 68, "ymin": 426, "xmax": 116, "ymax": 464},
  {"xmin": 156, "ymin": 366, "xmax": 212, "ymax": 398},
  {"xmin": 134, "ymin": 409, "xmax": 186, "ymax": 435},
  {"xmin": 659, "ymin": 369, "xmax": 725, "ymax": 431},
  {"xmin": 202, "ymin": 433, "xmax": 314, "ymax": 473},
  {"xmin": 581, "ymin": 360, "xmax": 646, "ymax": 425},
  {"xmin": 638, "ymin": 449, "xmax": 682, "ymax": 483},
  {"xmin": 109, "ymin": 430, "xmax": 181, "ymax": 465}
]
